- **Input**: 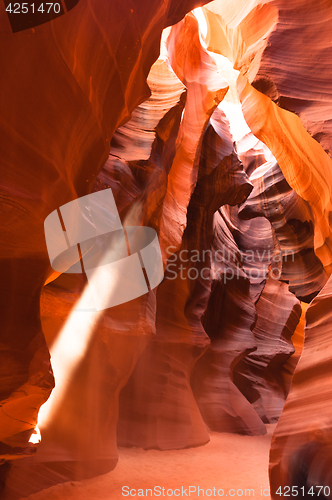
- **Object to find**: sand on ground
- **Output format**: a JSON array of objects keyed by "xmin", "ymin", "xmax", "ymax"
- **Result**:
[{"xmin": 23, "ymin": 425, "xmax": 276, "ymax": 500}]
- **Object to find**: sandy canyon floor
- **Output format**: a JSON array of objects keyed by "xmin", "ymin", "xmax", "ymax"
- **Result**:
[{"xmin": 23, "ymin": 425, "xmax": 276, "ymax": 500}]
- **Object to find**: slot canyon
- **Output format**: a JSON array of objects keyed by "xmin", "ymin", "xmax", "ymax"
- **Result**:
[{"xmin": 1, "ymin": 0, "xmax": 332, "ymax": 498}]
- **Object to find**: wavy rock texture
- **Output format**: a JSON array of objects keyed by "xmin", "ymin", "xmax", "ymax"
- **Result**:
[
  {"xmin": 281, "ymin": 302, "xmax": 307, "ymax": 395},
  {"xmin": 226, "ymin": 206, "xmax": 275, "ymax": 302},
  {"xmin": 205, "ymin": 3, "xmax": 332, "ymax": 492},
  {"xmin": 221, "ymin": 136, "xmax": 278, "ymax": 302},
  {"xmin": 159, "ymin": 14, "xmax": 229, "ymax": 259},
  {"xmin": 118, "ymin": 108, "xmax": 258, "ymax": 447},
  {"xmin": 204, "ymin": 0, "xmax": 332, "ymax": 155},
  {"xmin": 234, "ymin": 276, "xmax": 301, "ymax": 424},
  {"xmin": 237, "ymin": 75, "xmax": 332, "ymax": 272},
  {"xmin": 269, "ymin": 275, "xmax": 332, "ymax": 498},
  {"xmin": 239, "ymin": 159, "xmax": 328, "ymax": 302},
  {"xmin": 203, "ymin": 0, "xmax": 332, "ymax": 270},
  {"xmin": 255, "ymin": 0, "xmax": 332, "ymax": 156},
  {"xmin": 192, "ymin": 212, "xmax": 266, "ymax": 436},
  {"xmin": 117, "ymin": 57, "xmax": 213, "ymax": 450},
  {"xmin": 118, "ymin": 24, "xmax": 233, "ymax": 450},
  {"xmin": 110, "ymin": 59, "xmax": 185, "ymax": 164},
  {"xmin": 202, "ymin": 1, "xmax": 278, "ymax": 82}
]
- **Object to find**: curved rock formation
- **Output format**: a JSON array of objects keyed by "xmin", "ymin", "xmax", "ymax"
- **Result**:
[
  {"xmin": 239, "ymin": 158, "xmax": 328, "ymax": 302},
  {"xmin": 255, "ymin": 0, "xmax": 332, "ymax": 157},
  {"xmin": 234, "ymin": 275, "xmax": 301, "ymax": 424},
  {"xmin": 282, "ymin": 302, "xmax": 307, "ymax": 395},
  {"xmin": 192, "ymin": 239, "xmax": 266, "ymax": 435},
  {"xmin": 159, "ymin": 13, "xmax": 229, "ymax": 258},
  {"xmin": 226, "ymin": 207, "xmax": 275, "ymax": 302},
  {"xmin": 237, "ymin": 75, "xmax": 332, "ymax": 273},
  {"xmin": 202, "ymin": 1, "xmax": 278, "ymax": 82},
  {"xmin": 188, "ymin": 113, "xmax": 265, "ymax": 436},
  {"xmin": 118, "ymin": 27, "xmax": 246, "ymax": 449},
  {"xmin": 270, "ymin": 275, "xmax": 332, "ymax": 498}
]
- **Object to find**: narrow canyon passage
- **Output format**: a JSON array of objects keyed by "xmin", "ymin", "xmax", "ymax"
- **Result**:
[{"xmin": 1, "ymin": 1, "xmax": 332, "ymax": 499}]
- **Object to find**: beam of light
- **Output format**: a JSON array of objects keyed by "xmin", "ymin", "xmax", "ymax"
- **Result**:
[
  {"xmin": 205, "ymin": 50, "xmax": 277, "ymax": 165},
  {"xmin": 29, "ymin": 425, "xmax": 41, "ymax": 444},
  {"xmin": 191, "ymin": 0, "xmax": 277, "ymax": 165},
  {"xmin": 191, "ymin": 5, "xmax": 252, "ymax": 144},
  {"xmin": 36, "ymin": 200, "xmax": 144, "ymax": 431},
  {"xmin": 219, "ymin": 100, "xmax": 251, "ymax": 141},
  {"xmin": 36, "ymin": 280, "xmax": 105, "ymax": 430},
  {"xmin": 188, "ymin": 10, "xmax": 250, "ymax": 143},
  {"xmin": 207, "ymin": 50, "xmax": 252, "ymax": 143},
  {"xmin": 193, "ymin": 7, "xmax": 208, "ymax": 47},
  {"xmin": 160, "ymin": 27, "xmax": 171, "ymax": 61}
]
